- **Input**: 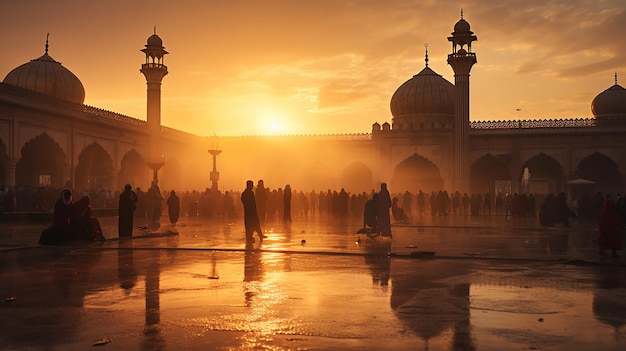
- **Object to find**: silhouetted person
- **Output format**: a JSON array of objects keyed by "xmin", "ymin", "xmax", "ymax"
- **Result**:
[
  {"xmin": 167, "ymin": 190, "xmax": 180, "ymax": 225},
  {"xmin": 598, "ymin": 197, "xmax": 622, "ymax": 257},
  {"xmin": 391, "ymin": 197, "xmax": 408, "ymax": 222},
  {"xmin": 283, "ymin": 184, "xmax": 292, "ymax": 223},
  {"xmin": 147, "ymin": 180, "xmax": 163, "ymax": 222},
  {"xmin": 377, "ymin": 183, "xmax": 392, "ymax": 237},
  {"xmin": 256, "ymin": 180, "xmax": 268, "ymax": 226},
  {"xmin": 40, "ymin": 189, "xmax": 73, "ymax": 244},
  {"xmin": 242, "ymin": 180, "xmax": 265, "ymax": 242},
  {"xmin": 72, "ymin": 195, "xmax": 104, "ymax": 241},
  {"xmin": 363, "ymin": 193, "xmax": 378, "ymax": 231},
  {"xmin": 118, "ymin": 184, "xmax": 137, "ymax": 237}
]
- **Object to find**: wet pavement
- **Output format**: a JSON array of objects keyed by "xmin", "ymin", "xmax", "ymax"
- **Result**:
[{"xmin": 1, "ymin": 214, "xmax": 625, "ymax": 350}]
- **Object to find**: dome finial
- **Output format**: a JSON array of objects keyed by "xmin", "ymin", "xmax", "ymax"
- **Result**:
[
  {"xmin": 154, "ymin": 25, "xmax": 157, "ymax": 35},
  {"xmin": 424, "ymin": 43, "xmax": 429, "ymax": 67},
  {"xmin": 615, "ymin": 72, "xmax": 618, "ymax": 85},
  {"xmin": 461, "ymin": 8, "xmax": 464, "ymax": 19},
  {"xmin": 45, "ymin": 33, "xmax": 49, "ymax": 55}
]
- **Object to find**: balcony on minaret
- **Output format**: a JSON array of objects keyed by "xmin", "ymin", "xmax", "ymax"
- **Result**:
[{"xmin": 141, "ymin": 32, "xmax": 168, "ymax": 80}]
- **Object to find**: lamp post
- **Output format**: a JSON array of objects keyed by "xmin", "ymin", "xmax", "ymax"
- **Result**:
[{"xmin": 208, "ymin": 148, "xmax": 222, "ymax": 191}]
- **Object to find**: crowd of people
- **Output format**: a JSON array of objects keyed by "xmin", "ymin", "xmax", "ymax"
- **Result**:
[{"xmin": 13, "ymin": 177, "xmax": 623, "ymax": 257}]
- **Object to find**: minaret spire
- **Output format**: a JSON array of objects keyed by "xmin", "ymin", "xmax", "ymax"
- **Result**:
[
  {"xmin": 45, "ymin": 33, "xmax": 49, "ymax": 54},
  {"xmin": 424, "ymin": 43, "xmax": 429, "ymax": 67}
]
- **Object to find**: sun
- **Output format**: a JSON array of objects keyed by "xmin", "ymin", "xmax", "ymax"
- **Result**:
[{"xmin": 256, "ymin": 108, "xmax": 291, "ymax": 135}]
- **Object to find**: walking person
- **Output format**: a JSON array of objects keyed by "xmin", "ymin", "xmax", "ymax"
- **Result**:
[
  {"xmin": 242, "ymin": 180, "xmax": 266, "ymax": 242},
  {"xmin": 167, "ymin": 190, "xmax": 180, "ymax": 225},
  {"xmin": 118, "ymin": 184, "xmax": 137, "ymax": 237}
]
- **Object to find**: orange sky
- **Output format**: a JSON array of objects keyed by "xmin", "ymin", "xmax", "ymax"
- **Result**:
[{"xmin": 1, "ymin": 1, "xmax": 625, "ymax": 136}]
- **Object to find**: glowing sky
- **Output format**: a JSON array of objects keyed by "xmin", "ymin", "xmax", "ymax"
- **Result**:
[{"xmin": 1, "ymin": 0, "xmax": 624, "ymax": 136}]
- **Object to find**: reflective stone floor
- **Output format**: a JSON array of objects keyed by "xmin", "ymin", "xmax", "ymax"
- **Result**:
[{"xmin": 1, "ymin": 214, "xmax": 625, "ymax": 350}]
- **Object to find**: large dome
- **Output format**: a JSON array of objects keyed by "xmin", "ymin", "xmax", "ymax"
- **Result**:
[
  {"xmin": 390, "ymin": 66, "xmax": 455, "ymax": 119},
  {"xmin": 3, "ymin": 52, "xmax": 85, "ymax": 104},
  {"xmin": 591, "ymin": 83, "xmax": 626, "ymax": 117}
]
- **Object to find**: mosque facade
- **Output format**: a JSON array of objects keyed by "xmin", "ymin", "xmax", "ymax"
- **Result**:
[{"xmin": 0, "ymin": 15, "xmax": 625, "ymax": 198}]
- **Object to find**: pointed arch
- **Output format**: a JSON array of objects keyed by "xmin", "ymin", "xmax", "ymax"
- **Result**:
[
  {"xmin": 15, "ymin": 133, "xmax": 67, "ymax": 187},
  {"xmin": 391, "ymin": 153, "xmax": 442, "ymax": 193},
  {"xmin": 573, "ymin": 152, "xmax": 623, "ymax": 195},
  {"xmin": 520, "ymin": 152, "xmax": 564, "ymax": 194},
  {"xmin": 340, "ymin": 161, "xmax": 373, "ymax": 194},
  {"xmin": 74, "ymin": 142, "xmax": 114, "ymax": 191},
  {"xmin": 470, "ymin": 153, "xmax": 510, "ymax": 195},
  {"xmin": 118, "ymin": 149, "xmax": 148, "ymax": 190}
]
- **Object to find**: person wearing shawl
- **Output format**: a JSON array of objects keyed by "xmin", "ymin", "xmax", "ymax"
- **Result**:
[{"xmin": 598, "ymin": 196, "xmax": 622, "ymax": 258}]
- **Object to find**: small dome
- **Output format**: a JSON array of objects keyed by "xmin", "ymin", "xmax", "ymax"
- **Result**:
[
  {"xmin": 146, "ymin": 34, "xmax": 163, "ymax": 48},
  {"xmin": 454, "ymin": 18, "xmax": 471, "ymax": 33},
  {"xmin": 3, "ymin": 53, "xmax": 85, "ymax": 104},
  {"xmin": 390, "ymin": 66, "xmax": 455, "ymax": 119},
  {"xmin": 591, "ymin": 84, "xmax": 626, "ymax": 117}
]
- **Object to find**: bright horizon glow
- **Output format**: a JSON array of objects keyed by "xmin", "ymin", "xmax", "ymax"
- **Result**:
[{"xmin": 1, "ymin": 1, "xmax": 625, "ymax": 136}]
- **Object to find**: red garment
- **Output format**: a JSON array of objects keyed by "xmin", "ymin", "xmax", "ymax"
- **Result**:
[{"xmin": 598, "ymin": 199, "xmax": 623, "ymax": 250}]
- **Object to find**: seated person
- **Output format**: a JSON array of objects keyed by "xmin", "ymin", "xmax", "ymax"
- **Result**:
[
  {"xmin": 41, "ymin": 189, "xmax": 73, "ymax": 245},
  {"xmin": 392, "ymin": 197, "xmax": 409, "ymax": 222},
  {"xmin": 363, "ymin": 193, "xmax": 378, "ymax": 231},
  {"xmin": 71, "ymin": 196, "xmax": 105, "ymax": 241}
]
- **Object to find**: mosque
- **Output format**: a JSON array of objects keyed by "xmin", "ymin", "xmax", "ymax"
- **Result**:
[{"xmin": 1, "ymin": 14, "xmax": 625, "ymax": 198}]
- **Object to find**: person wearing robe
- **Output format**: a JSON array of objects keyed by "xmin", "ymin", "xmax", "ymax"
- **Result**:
[
  {"xmin": 167, "ymin": 190, "xmax": 181, "ymax": 225},
  {"xmin": 283, "ymin": 184, "xmax": 292, "ymax": 223},
  {"xmin": 118, "ymin": 184, "xmax": 138, "ymax": 237},
  {"xmin": 242, "ymin": 180, "xmax": 265, "ymax": 242},
  {"xmin": 256, "ymin": 180, "xmax": 268, "ymax": 226},
  {"xmin": 72, "ymin": 195, "xmax": 104, "ymax": 241},
  {"xmin": 391, "ymin": 197, "xmax": 409, "ymax": 222},
  {"xmin": 363, "ymin": 193, "xmax": 378, "ymax": 231},
  {"xmin": 42, "ymin": 189, "xmax": 73, "ymax": 244},
  {"xmin": 598, "ymin": 197, "xmax": 622, "ymax": 257},
  {"xmin": 376, "ymin": 183, "xmax": 392, "ymax": 237},
  {"xmin": 147, "ymin": 181, "xmax": 163, "ymax": 222}
]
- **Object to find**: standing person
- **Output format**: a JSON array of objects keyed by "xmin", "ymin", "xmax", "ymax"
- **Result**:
[
  {"xmin": 256, "ymin": 179, "xmax": 268, "ymax": 226},
  {"xmin": 118, "ymin": 184, "xmax": 137, "ymax": 237},
  {"xmin": 283, "ymin": 184, "xmax": 292, "ymax": 223},
  {"xmin": 242, "ymin": 180, "xmax": 265, "ymax": 242},
  {"xmin": 167, "ymin": 190, "xmax": 180, "ymax": 225},
  {"xmin": 147, "ymin": 180, "xmax": 163, "ymax": 222},
  {"xmin": 598, "ymin": 196, "xmax": 622, "ymax": 258},
  {"xmin": 376, "ymin": 183, "xmax": 392, "ymax": 237}
]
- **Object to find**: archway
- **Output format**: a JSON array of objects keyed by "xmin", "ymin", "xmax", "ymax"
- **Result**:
[
  {"xmin": 74, "ymin": 143, "xmax": 114, "ymax": 191},
  {"xmin": 391, "ymin": 153, "xmax": 442, "ymax": 193},
  {"xmin": 118, "ymin": 149, "xmax": 148, "ymax": 191},
  {"xmin": 15, "ymin": 133, "xmax": 67, "ymax": 187},
  {"xmin": 340, "ymin": 161, "xmax": 374, "ymax": 194},
  {"xmin": 470, "ymin": 154, "xmax": 510, "ymax": 195},
  {"xmin": 520, "ymin": 152, "xmax": 564, "ymax": 194},
  {"xmin": 573, "ymin": 152, "xmax": 623, "ymax": 195}
]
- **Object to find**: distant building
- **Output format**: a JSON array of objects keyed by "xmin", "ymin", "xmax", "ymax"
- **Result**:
[{"xmin": 1, "ymin": 14, "xmax": 625, "ymax": 197}]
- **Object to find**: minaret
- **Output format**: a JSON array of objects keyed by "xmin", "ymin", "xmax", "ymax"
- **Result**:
[
  {"xmin": 140, "ymin": 28, "xmax": 168, "ymax": 181},
  {"xmin": 447, "ymin": 10, "xmax": 477, "ymax": 192}
]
